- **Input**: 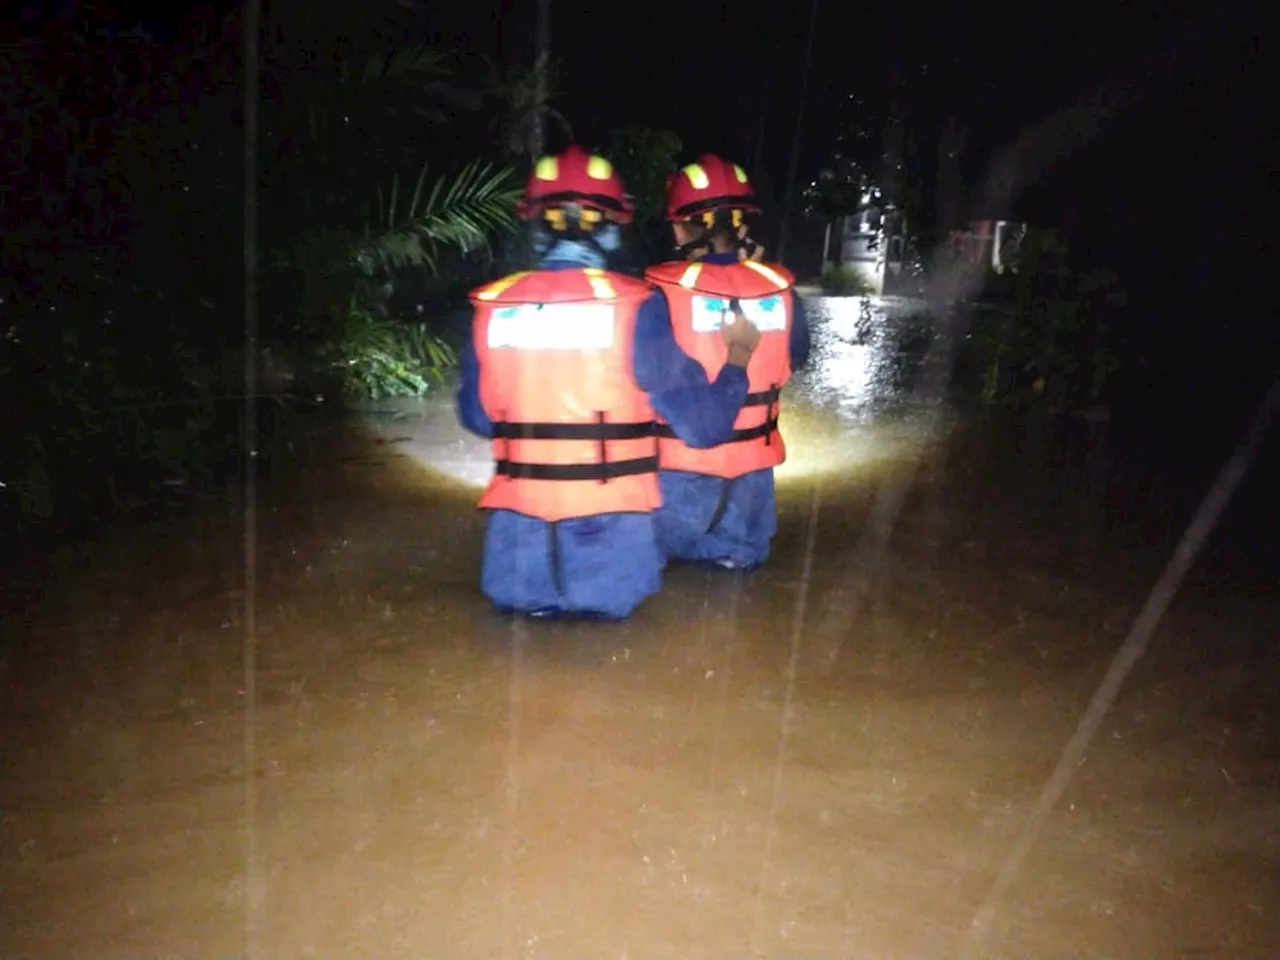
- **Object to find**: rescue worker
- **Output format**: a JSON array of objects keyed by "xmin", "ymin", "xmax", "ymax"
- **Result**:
[
  {"xmin": 642, "ymin": 154, "xmax": 811, "ymax": 571},
  {"xmin": 456, "ymin": 146, "xmax": 762, "ymax": 620}
]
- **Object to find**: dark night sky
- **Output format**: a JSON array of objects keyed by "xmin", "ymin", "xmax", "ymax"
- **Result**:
[
  {"xmin": 21, "ymin": 0, "xmax": 1263, "ymax": 191},
  {"xmin": 15, "ymin": 0, "xmax": 1269, "ymax": 299},
  {"xmin": 533, "ymin": 0, "xmax": 1264, "ymax": 297},
  {"xmin": 466, "ymin": 2, "xmax": 1265, "ymax": 242}
]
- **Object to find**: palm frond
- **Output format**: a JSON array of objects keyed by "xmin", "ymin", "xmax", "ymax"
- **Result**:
[
  {"xmin": 355, "ymin": 161, "xmax": 522, "ymax": 276},
  {"xmin": 358, "ymin": 43, "xmax": 446, "ymax": 84},
  {"xmin": 271, "ymin": 42, "xmax": 479, "ymax": 152}
]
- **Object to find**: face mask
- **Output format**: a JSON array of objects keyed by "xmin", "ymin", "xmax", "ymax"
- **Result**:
[
  {"xmin": 539, "ymin": 239, "xmax": 608, "ymax": 270},
  {"xmin": 594, "ymin": 223, "xmax": 622, "ymax": 253},
  {"xmin": 536, "ymin": 220, "xmax": 620, "ymax": 256}
]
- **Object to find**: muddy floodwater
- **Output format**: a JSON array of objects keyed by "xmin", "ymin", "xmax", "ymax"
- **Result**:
[{"xmin": 3, "ymin": 297, "xmax": 1278, "ymax": 959}]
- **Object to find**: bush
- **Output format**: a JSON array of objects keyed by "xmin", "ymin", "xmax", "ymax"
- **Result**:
[
  {"xmin": 0, "ymin": 272, "xmax": 281, "ymax": 541},
  {"xmin": 819, "ymin": 262, "xmax": 874, "ymax": 296},
  {"xmin": 328, "ymin": 306, "xmax": 460, "ymax": 400},
  {"xmin": 960, "ymin": 231, "xmax": 1127, "ymax": 413},
  {"xmin": 1, "ymin": 13, "xmax": 519, "ymax": 548},
  {"xmin": 264, "ymin": 159, "xmax": 520, "ymax": 401}
]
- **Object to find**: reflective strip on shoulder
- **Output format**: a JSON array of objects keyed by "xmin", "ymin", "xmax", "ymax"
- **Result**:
[
  {"xmin": 678, "ymin": 263, "xmax": 703, "ymax": 289},
  {"xmin": 582, "ymin": 267, "xmax": 618, "ymax": 300},
  {"xmin": 741, "ymin": 260, "xmax": 789, "ymax": 288},
  {"xmin": 475, "ymin": 271, "xmax": 533, "ymax": 301},
  {"xmin": 487, "ymin": 303, "xmax": 616, "ymax": 350}
]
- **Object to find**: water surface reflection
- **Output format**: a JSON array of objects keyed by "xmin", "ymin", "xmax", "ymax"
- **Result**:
[{"xmin": 2, "ymin": 297, "xmax": 1277, "ymax": 960}]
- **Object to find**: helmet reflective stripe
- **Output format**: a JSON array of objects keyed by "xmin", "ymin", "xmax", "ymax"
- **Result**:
[
  {"xmin": 681, "ymin": 163, "xmax": 710, "ymax": 190},
  {"xmin": 732, "ymin": 164, "xmax": 749, "ymax": 184},
  {"xmin": 534, "ymin": 156, "xmax": 559, "ymax": 181},
  {"xmin": 475, "ymin": 271, "xmax": 534, "ymax": 301},
  {"xmin": 741, "ymin": 259, "xmax": 789, "ymax": 288},
  {"xmin": 487, "ymin": 303, "xmax": 616, "ymax": 350},
  {"xmin": 677, "ymin": 263, "xmax": 703, "ymax": 289},
  {"xmin": 582, "ymin": 267, "xmax": 618, "ymax": 299},
  {"xmin": 586, "ymin": 156, "xmax": 615, "ymax": 180}
]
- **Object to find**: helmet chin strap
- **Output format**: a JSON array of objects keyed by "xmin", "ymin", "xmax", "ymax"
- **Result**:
[
  {"xmin": 676, "ymin": 233, "xmax": 760, "ymax": 261},
  {"xmin": 676, "ymin": 237, "xmax": 711, "ymax": 260},
  {"xmin": 675, "ymin": 209, "xmax": 760, "ymax": 260},
  {"xmin": 535, "ymin": 211, "xmax": 621, "ymax": 266}
]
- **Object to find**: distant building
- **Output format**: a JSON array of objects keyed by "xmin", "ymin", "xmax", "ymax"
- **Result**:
[
  {"xmin": 836, "ymin": 195, "xmax": 910, "ymax": 296},
  {"xmin": 823, "ymin": 196, "xmax": 1033, "ymax": 296},
  {"xmin": 946, "ymin": 219, "xmax": 1030, "ymax": 276}
]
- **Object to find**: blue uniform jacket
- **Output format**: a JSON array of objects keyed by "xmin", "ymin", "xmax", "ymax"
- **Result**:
[
  {"xmin": 456, "ymin": 244, "xmax": 754, "ymax": 618},
  {"xmin": 651, "ymin": 251, "xmax": 811, "ymax": 570}
]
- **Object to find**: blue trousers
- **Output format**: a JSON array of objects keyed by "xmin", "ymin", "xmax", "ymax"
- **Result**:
[
  {"xmin": 479, "ymin": 510, "xmax": 663, "ymax": 620},
  {"xmin": 654, "ymin": 468, "xmax": 778, "ymax": 570}
]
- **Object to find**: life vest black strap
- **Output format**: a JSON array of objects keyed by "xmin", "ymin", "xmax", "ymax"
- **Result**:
[
  {"xmin": 730, "ymin": 418, "xmax": 779, "ymax": 443},
  {"xmin": 745, "ymin": 387, "xmax": 780, "ymax": 407},
  {"xmin": 653, "ymin": 418, "xmax": 778, "ymax": 444},
  {"xmin": 493, "ymin": 420, "xmax": 654, "ymax": 441},
  {"xmin": 705, "ymin": 477, "xmax": 736, "ymax": 535},
  {"xmin": 493, "ymin": 413, "xmax": 656, "ymax": 484},
  {"xmin": 494, "ymin": 455, "xmax": 660, "ymax": 482},
  {"xmin": 654, "ymin": 384, "xmax": 781, "ymax": 445}
]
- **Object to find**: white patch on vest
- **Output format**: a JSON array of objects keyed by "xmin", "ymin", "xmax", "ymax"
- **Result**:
[
  {"xmin": 690, "ymin": 294, "xmax": 788, "ymax": 333},
  {"xmin": 487, "ymin": 303, "xmax": 616, "ymax": 350}
]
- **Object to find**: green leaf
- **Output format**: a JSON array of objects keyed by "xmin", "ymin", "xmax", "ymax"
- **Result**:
[{"xmin": 354, "ymin": 160, "xmax": 522, "ymax": 277}]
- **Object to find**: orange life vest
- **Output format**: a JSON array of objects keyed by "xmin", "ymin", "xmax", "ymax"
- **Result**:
[
  {"xmin": 644, "ymin": 259, "xmax": 796, "ymax": 479},
  {"xmin": 470, "ymin": 267, "xmax": 661, "ymax": 523}
]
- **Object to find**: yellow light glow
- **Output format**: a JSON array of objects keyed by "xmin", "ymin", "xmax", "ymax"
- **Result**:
[
  {"xmin": 772, "ymin": 295, "xmax": 945, "ymax": 487},
  {"xmin": 364, "ymin": 292, "xmax": 946, "ymax": 499},
  {"xmin": 773, "ymin": 405, "xmax": 908, "ymax": 490}
]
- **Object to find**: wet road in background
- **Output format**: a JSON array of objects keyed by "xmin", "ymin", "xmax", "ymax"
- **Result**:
[{"xmin": 3, "ymin": 297, "xmax": 1277, "ymax": 959}]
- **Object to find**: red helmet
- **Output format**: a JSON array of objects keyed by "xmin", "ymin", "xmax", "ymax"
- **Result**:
[
  {"xmin": 516, "ymin": 145, "xmax": 634, "ymax": 225},
  {"xmin": 664, "ymin": 154, "xmax": 761, "ymax": 222}
]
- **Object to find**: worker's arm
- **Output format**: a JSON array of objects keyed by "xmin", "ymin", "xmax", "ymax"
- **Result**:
[
  {"xmin": 454, "ymin": 338, "xmax": 495, "ymax": 439},
  {"xmin": 632, "ymin": 291, "xmax": 749, "ymax": 449},
  {"xmin": 790, "ymin": 291, "xmax": 812, "ymax": 372}
]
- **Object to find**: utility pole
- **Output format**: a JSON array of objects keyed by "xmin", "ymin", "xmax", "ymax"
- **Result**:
[
  {"xmin": 751, "ymin": 43, "xmax": 775, "ymax": 179},
  {"xmin": 524, "ymin": 0, "xmax": 552, "ymax": 267},
  {"xmin": 775, "ymin": 0, "xmax": 821, "ymax": 265},
  {"xmin": 530, "ymin": 0, "xmax": 551, "ymax": 164}
]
